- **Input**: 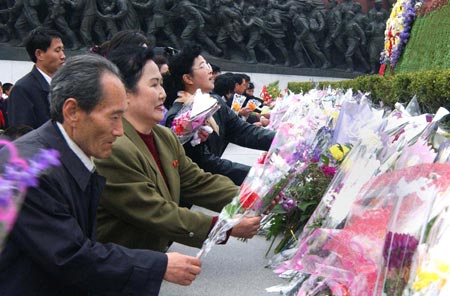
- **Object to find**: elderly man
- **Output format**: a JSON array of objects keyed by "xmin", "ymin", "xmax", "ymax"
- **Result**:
[{"xmin": 0, "ymin": 54, "xmax": 201, "ymax": 296}]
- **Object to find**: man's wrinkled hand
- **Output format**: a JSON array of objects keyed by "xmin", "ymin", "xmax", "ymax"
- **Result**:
[
  {"xmin": 164, "ymin": 253, "xmax": 201, "ymax": 286},
  {"xmin": 231, "ymin": 215, "xmax": 262, "ymax": 239}
]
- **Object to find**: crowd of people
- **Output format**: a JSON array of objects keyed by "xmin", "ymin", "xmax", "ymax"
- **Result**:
[{"xmin": 0, "ymin": 27, "xmax": 279, "ymax": 295}]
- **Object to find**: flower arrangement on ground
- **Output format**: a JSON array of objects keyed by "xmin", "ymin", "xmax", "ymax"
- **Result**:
[
  {"xmin": 380, "ymin": 0, "xmax": 422, "ymax": 72},
  {"xmin": 266, "ymin": 100, "xmax": 450, "ymax": 295}
]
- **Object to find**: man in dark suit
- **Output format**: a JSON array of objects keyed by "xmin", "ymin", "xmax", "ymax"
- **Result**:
[
  {"xmin": 7, "ymin": 27, "xmax": 66, "ymax": 129},
  {"xmin": 0, "ymin": 54, "xmax": 201, "ymax": 296}
]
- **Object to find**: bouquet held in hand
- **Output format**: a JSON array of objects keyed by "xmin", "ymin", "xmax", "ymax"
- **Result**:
[
  {"xmin": 170, "ymin": 89, "xmax": 220, "ymax": 146},
  {"xmin": 197, "ymin": 94, "xmax": 332, "ymax": 258}
]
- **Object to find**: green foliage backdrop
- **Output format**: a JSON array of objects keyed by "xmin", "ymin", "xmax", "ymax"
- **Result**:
[
  {"xmin": 395, "ymin": 3, "xmax": 450, "ymax": 73},
  {"xmin": 288, "ymin": 69, "xmax": 450, "ymax": 112}
]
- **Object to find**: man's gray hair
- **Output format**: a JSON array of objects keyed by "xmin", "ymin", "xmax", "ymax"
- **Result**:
[{"xmin": 50, "ymin": 54, "xmax": 121, "ymax": 123}]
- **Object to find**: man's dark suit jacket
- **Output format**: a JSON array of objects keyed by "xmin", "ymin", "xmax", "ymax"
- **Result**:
[
  {"xmin": 7, "ymin": 66, "xmax": 51, "ymax": 129},
  {"xmin": 0, "ymin": 121, "xmax": 168, "ymax": 296}
]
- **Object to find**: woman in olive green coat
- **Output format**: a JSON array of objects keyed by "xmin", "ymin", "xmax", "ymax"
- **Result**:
[{"xmin": 95, "ymin": 46, "xmax": 261, "ymax": 252}]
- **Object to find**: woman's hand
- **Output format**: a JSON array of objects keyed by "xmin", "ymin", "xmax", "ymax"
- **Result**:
[{"xmin": 197, "ymin": 128, "xmax": 210, "ymax": 142}]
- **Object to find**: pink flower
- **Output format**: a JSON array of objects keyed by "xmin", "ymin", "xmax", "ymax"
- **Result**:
[{"xmin": 320, "ymin": 165, "xmax": 336, "ymax": 177}]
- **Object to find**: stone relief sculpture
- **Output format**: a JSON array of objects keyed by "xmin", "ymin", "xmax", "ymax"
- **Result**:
[{"xmin": 0, "ymin": 0, "xmax": 389, "ymax": 73}]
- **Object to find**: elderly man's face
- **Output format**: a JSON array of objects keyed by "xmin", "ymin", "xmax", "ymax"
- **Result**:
[{"xmin": 72, "ymin": 73, "xmax": 127, "ymax": 159}]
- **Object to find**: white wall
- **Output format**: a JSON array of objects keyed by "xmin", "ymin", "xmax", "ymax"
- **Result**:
[
  {"xmin": 0, "ymin": 60, "xmax": 34, "ymax": 84},
  {"xmin": 235, "ymin": 72, "xmax": 347, "ymax": 97},
  {"xmin": 0, "ymin": 60, "xmax": 347, "ymax": 93}
]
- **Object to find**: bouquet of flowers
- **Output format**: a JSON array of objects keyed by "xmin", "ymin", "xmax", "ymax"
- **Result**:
[
  {"xmin": 373, "ymin": 162, "xmax": 450, "ymax": 296},
  {"xmin": 267, "ymin": 101, "xmax": 449, "ymax": 295},
  {"xmin": 307, "ymin": 96, "xmax": 440, "ymax": 235},
  {"xmin": 197, "ymin": 90, "xmax": 333, "ymax": 258},
  {"xmin": 0, "ymin": 139, "xmax": 60, "ymax": 250},
  {"xmin": 404, "ymin": 206, "xmax": 450, "ymax": 295},
  {"xmin": 260, "ymin": 81, "xmax": 283, "ymax": 107},
  {"xmin": 263, "ymin": 88, "xmax": 363, "ymax": 256},
  {"xmin": 270, "ymin": 160, "xmax": 449, "ymax": 295},
  {"xmin": 231, "ymin": 93, "xmax": 247, "ymax": 113},
  {"xmin": 266, "ymin": 91, "xmax": 298, "ymax": 131},
  {"xmin": 170, "ymin": 89, "xmax": 220, "ymax": 146},
  {"xmin": 263, "ymin": 142, "xmax": 351, "ymax": 255}
]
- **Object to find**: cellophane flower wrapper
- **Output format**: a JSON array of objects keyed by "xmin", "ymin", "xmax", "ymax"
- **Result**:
[
  {"xmin": 267, "ymin": 100, "xmax": 441, "ymax": 295},
  {"xmin": 0, "ymin": 140, "xmax": 60, "ymax": 251},
  {"xmin": 263, "ymin": 92, "xmax": 355, "ymax": 256},
  {"xmin": 266, "ymin": 90, "xmax": 384, "ymax": 270},
  {"xmin": 197, "ymin": 90, "xmax": 336, "ymax": 259},
  {"xmin": 373, "ymin": 163, "xmax": 450, "ymax": 296},
  {"xmin": 272, "ymin": 164, "xmax": 402, "ymax": 295},
  {"xmin": 306, "ymin": 100, "xmax": 439, "ymax": 235},
  {"xmin": 331, "ymin": 89, "xmax": 383, "ymax": 145},
  {"xmin": 231, "ymin": 93, "xmax": 247, "ymax": 113},
  {"xmin": 271, "ymin": 160, "xmax": 450, "ymax": 296},
  {"xmin": 403, "ymin": 205, "xmax": 450, "ymax": 295},
  {"xmin": 267, "ymin": 91, "xmax": 299, "ymax": 131},
  {"xmin": 431, "ymin": 108, "xmax": 450, "ymax": 161},
  {"xmin": 170, "ymin": 89, "xmax": 220, "ymax": 146}
]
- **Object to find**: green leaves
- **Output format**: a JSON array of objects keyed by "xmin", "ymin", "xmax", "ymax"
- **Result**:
[{"xmin": 288, "ymin": 68, "xmax": 450, "ymax": 113}]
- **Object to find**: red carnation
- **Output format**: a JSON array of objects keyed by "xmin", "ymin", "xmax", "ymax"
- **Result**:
[{"xmin": 239, "ymin": 183, "xmax": 260, "ymax": 210}]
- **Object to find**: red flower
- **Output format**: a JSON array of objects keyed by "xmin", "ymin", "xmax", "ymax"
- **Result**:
[
  {"xmin": 239, "ymin": 183, "xmax": 260, "ymax": 210},
  {"xmin": 174, "ymin": 125, "xmax": 184, "ymax": 135},
  {"xmin": 172, "ymin": 160, "xmax": 179, "ymax": 167},
  {"xmin": 257, "ymin": 152, "xmax": 268, "ymax": 164}
]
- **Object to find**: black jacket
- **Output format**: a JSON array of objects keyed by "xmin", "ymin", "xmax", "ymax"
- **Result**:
[
  {"xmin": 166, "ymin": 94, "xmax": 275, "ymax": 185},
  {"xmin": 0, "ymin": 121, "xmax": 167, "ymax": 296},
  {"xmin": 7, "ymin": 66, "xmax": 50, "ymax": 129}
]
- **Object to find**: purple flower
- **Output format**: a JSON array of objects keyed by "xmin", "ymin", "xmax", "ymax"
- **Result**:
[
  {"xmin": 383, "ymin": 232, "xmax": 419, "ymax": 269},
  {"xmin": 0, "ymin": 147, "xmax": 60, "ymax": 209},
  {"xmin": 289, "ymin": 143, "xmax": 313, "ymax": 166},
  {"xmin": 280, "ymin": 194, "xmax": 298, "ymax": 211}
]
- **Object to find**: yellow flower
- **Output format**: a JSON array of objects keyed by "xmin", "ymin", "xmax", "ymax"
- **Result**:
[
  {"xmin": 329, "ymin": 144, "xmax": 350, "ymax": 162},
  {"xmin": 412, "ymin": 268, "xmax": 440, "ymax": 290},
  {"xmin": 412, "ymin": 261, "xmax": 450, "ymax": 291}
]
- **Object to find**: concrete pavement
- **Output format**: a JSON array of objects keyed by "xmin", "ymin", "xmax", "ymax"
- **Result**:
[{"xmin": 159, "ymin": 144, "xmax": 286, "ymax": 296}]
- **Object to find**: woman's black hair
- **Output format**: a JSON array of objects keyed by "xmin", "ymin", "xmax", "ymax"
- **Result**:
[
  {"xmin": 106, "ymin": 45, "xmax": 155, "ymax": 93},
  {"xmin": 90, "ymin": 30, "xmax": 149, "ymax": 57},
  {"xmin": 162, "ymin": 44, "xmax": 203, "ymax": 109}
]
